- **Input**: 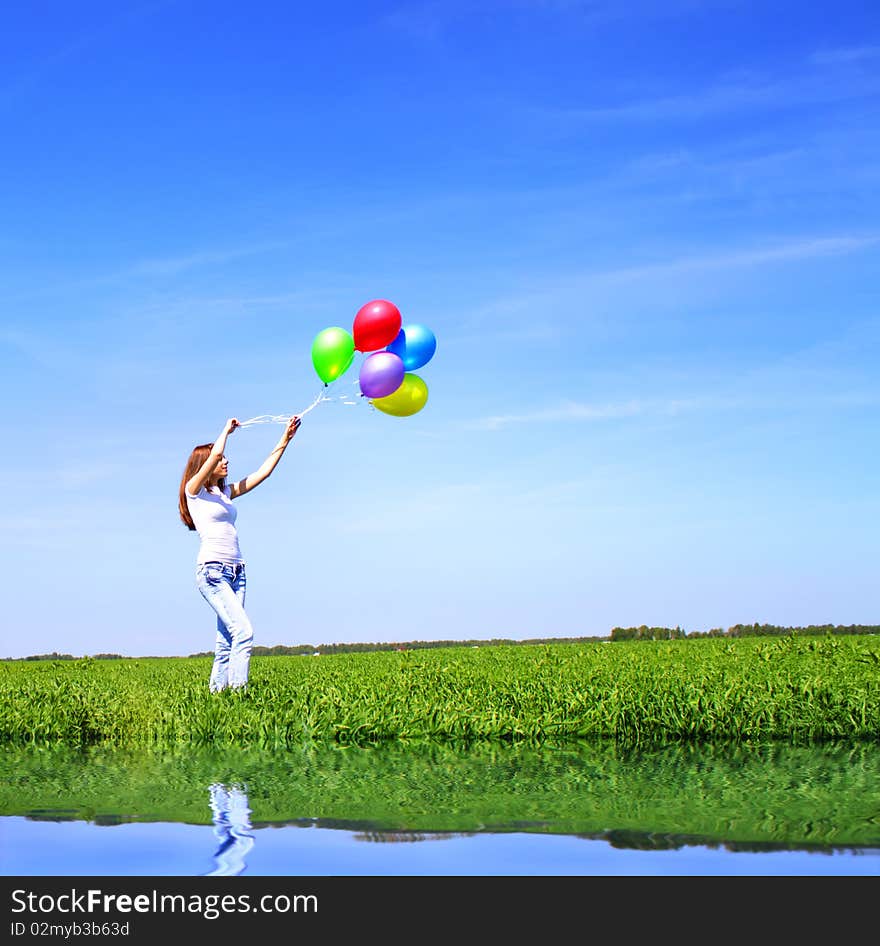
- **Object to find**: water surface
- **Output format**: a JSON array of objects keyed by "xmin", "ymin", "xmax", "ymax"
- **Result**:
[{"xmin": 2, "ymin": 741, "xmax": 878, "ymax": 876}]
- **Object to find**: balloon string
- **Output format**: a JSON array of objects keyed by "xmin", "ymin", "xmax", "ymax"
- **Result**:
[{"xmin": 238, "ymin": 382, "xmax": 367, "ymax": 428}]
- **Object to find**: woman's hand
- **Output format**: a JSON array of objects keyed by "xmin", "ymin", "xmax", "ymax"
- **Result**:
[
  {"xmin": 283, "ymin": 415, "xmax": 301, "ymax": 443},
  {"xmin": 223, "ymin": 418, "xmax": 240, "ymax": 436}
]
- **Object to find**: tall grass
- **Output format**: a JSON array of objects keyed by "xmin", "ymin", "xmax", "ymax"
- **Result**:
[{"xmin": 2, "ymin": 636, "xmax": 878, "ymax": 748}]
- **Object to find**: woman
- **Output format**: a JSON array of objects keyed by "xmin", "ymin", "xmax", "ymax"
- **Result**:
[{"xmin": 178, "ymin": 414, "xmax": 301, "ymax": 692}]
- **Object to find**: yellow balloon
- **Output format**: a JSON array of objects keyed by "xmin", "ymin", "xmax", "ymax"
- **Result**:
[{"xmin": 371, "ymin": 373, "xmax": 428, "ymax": 417}]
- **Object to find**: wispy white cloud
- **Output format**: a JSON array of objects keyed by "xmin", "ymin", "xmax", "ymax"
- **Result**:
[
  {"xmin": 0, "ymin": 515, "xmax": 88, "ymax": 550},
  {"xmin": 0, "ymin": 326, "xmax": 88, "ymax": 374},
  {"xmin": 605, "ymin": 235, "xmax": 880, "ymax": 277},
  {"xmin": 538, "ymin": 49, "xmax": 880, "ymax": 124},
  {"xmin": 450, "ymin": 308, "xmax": 878, "ymax": 482},
  {"xmin": 126, "ymin": 242, "xmax": 290, "ymax": 278},
  {"xmin": 383, "ymin": 0, "xmax": 736, "ymax": 41},
  {"xmin": 456, "ymin": 233, "xmax": 880, "ymax": 337},
  {"xmin": 810, "ymin": 45, "xmax": 880, "ymax": 65},
  {"xmin": 382, "ymin": 0, "xmax": 451, "ymax": 42},
  {"xmin": 329, "ymin": 482, "xmax": 487, "ymax": 533},
  {"xmin": 620, "ymin": 143, "xmax": 810, "ymax": 183},
  {"xmin": 548, "ymin": 74, "xmax": 879, "ymax": 123},
  {"xmin": 1, "ymin": 239, "xmax": 302, "ymax": 311},
  {"xmin": 468, "ymin": 396, "xmax": 705, "ymax": 430},
  {"xmin": 0, "ymin": 1, "xmax": 176, "ymax": 107},
  {"xmin": 467, "ymin": 318, "xmax": 880, "ymax": 430},
  {"xmin": 470, "ymin": 384, "xmax": 880, "ymax": 431},
  {"xmin": 0, "ymin": 463, "xmax": 135, "ymax": 493}
]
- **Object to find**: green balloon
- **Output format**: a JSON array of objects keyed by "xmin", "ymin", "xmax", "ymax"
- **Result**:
[
  {"xmin": 371, "ymin": 373, "xmax": 428, "ymax": 417},
  {"xmin": 311, "ymin": 327, "xmax": 355, "ymax": 383}
]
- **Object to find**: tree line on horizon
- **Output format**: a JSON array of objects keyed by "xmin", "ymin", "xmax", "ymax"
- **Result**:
[
  {"xmin": 609, "ymin": 623, "xmax": 880, "ymax": 641},
  {"xmin": 7, "ymin": 624, "xmax": 880, "ymax": 661}
]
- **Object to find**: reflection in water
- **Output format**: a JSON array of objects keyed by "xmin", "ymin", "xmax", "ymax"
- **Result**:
[
  {"xmin": 204, "ymin": 783, "xmax": 254, "ymax": 876},
  {"xmin": 355, "ymin": 830, "xmax": 476, "ymax": 843},
  {"xmin": 3, "ymin": 740, "xmax": 880, "ymax": 862}
]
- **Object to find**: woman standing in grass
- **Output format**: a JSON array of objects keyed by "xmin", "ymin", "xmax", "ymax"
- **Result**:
[{"xmin": 178, "ymin": 415, "xmax": 301, "ymax": 692}]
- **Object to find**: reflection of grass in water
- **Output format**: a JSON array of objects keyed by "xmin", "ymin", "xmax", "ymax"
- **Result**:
[
  {"xmin": 1, "ymin": 741, "xmax": 879, "ymax": 848},
  {"xmin": 2, "ymin": 637, "xmax": 880, "ymax": 748}
]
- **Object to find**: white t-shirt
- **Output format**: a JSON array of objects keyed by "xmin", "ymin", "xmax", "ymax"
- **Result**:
[{"xmin": 185, "ymin": 484, "xmax": 244, "ymax": 564}]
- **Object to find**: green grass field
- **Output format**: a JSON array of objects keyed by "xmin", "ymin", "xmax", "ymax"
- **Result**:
[{"xmin": 2, "ymin": 636, "xmax": 879, "ymax": 748}]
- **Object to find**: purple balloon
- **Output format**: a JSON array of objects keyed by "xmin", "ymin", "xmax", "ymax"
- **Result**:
[{"xmin": 359, "ymin": 351, "xmax": 405, "ymax": 399}]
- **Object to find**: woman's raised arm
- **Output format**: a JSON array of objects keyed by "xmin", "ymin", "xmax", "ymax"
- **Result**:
[
  {"xmin": 186, "ymin": 418, "xmax": 239, "ymax": 495},
  {"xmin": 230, "ymin": 416, "xmax": 300, "ymax": 498}
]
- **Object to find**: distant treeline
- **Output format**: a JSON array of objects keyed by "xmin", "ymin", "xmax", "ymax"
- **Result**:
[
  {"xmin": 16, "ymin": 652, "xmax": 123, "ymax": 661},
  {"xmin": 8, "ymin": 638, "xmax": 602, "ymax": 661},
  {"xmin": 610, "ymin": 623, "xmax": 880, "ymax": 641},
  {"xmin": 8, "ymin": 625, "xmax": 879, "ymax": 661},
  {"xmin": 197, "ymin": 636, "xmax": 605, "ymax": 658}
]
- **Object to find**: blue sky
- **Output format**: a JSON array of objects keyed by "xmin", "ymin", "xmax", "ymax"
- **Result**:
[{"xmin": 2, "ymin": 0, "xmax": 878, "ymax": 658}]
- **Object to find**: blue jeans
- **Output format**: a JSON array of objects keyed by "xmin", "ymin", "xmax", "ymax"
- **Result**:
[{"xmin": 196, "ymin": 562, "xmax": 253, "ymax": 692}]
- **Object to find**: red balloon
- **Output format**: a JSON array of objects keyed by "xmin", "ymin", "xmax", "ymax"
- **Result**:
[{"xmin": 353, "ymin": 299, "xmax": 402, "ymax": 352}]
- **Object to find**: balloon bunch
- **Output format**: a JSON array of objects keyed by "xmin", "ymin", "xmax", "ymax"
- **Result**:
[{"xmin": 310, "ymin": 299, "xmax": 437, "ymax": 417}]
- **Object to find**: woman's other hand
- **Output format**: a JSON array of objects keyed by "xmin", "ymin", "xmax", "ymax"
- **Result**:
[{"xmin": 284, "ymin": 415, "xmax": 301, "ymax": 443}]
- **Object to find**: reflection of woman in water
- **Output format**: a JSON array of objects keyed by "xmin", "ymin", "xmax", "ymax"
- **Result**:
[{"xmin": 205, "ymin": 783, "xmax": 255, "ymax": 876}]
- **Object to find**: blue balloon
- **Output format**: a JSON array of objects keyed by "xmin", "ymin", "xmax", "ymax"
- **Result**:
[{"xmin": 387, "ymin": 324, "xmax": 437, "ymax": 371}]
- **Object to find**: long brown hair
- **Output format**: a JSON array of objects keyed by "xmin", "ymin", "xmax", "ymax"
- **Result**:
[{"xmin": 178, "ymin": 443, "xmax": 227, "ymax": 530}]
